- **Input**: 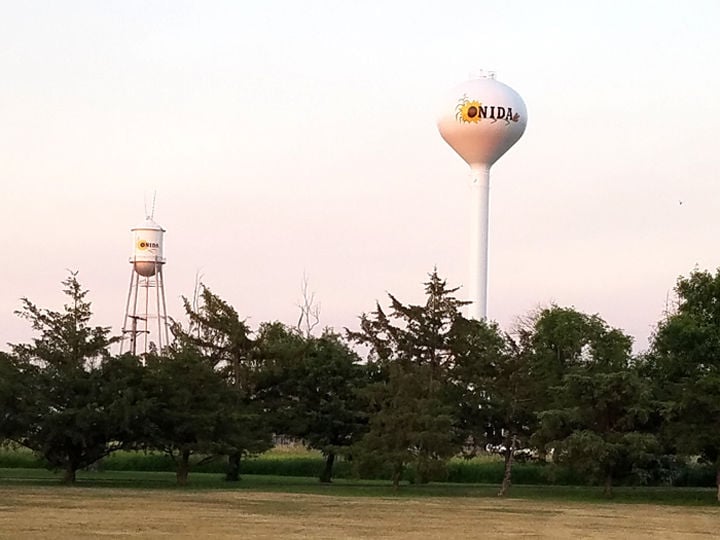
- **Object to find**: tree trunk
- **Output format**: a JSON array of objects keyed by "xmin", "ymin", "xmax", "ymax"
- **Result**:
[
  {"xmin": 417, "ymin": 469, "xmax": 429, "ymax": 485},
  {"xmin": 319, "ymin": 452, "xmax": 335, "ymax": 483},
  {"xmin": 716, "ymin": 467, "xmax": 720, "ymax": 502},
  {"xmin": 225, "ymin": 452, "xmax": 241, "ymax": 482},
  {"xmin": 603, "ymin": 472, "xmax": 613, "ymax": 498},
  {"xmin": 416, "ymin": 452, "xmax": 431, "ymax": 485},
  {"xmin": 62, "ymin": 464, "xmax": 77, "ymax": 485},
  {"xmin": 176, "ymin": 449, "xmax": 191, "ymax": 486},
  {"xmin": 498, "ymin": 436, "xmax": 516, "ymax": 497},
  {"xmin": 392, "ymin": 463, "xmax": 403, "ymax": 491}
]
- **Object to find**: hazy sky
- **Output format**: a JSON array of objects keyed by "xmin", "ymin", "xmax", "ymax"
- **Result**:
[{"xmin": 2, "ymin": 0, "xmax": 719, "ymax": 352}]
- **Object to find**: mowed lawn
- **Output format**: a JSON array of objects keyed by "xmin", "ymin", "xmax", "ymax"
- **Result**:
[{"xmin": 0, "ymin": 484, "xmax": 718, "ymax": 539}]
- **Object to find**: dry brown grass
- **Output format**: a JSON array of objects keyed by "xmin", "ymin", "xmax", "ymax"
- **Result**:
[{"xmin": 0, "ymin": 486, "xmax": 718, "ymax": 539}]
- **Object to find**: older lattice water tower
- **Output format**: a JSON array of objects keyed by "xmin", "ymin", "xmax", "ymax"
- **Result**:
[
  {"xmin": 120, "ymin": 215, "xmax": 170, "ymax": 355},
  {"xmin": 437, "ymin": 70, "xmax": 527, "ymax": 319}
]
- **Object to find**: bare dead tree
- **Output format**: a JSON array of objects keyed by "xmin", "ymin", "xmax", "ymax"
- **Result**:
[
  {"xmin": 297, "ymin": 272, "xmax": 320, "ymax": 338},
  {"xmin": 509, "ymin": 303, "xmax": 545, "ymax": 343},
  {"xmin": 190, "ymin": 271, "xmax": 204, "ymax": 340}
]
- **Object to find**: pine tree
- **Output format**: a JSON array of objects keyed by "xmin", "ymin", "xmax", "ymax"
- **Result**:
[
  {"xmin": 10, "ymin": 272, "xmax": 138, "ymax": 483},
  {"xmin": 173, "ymin": 284, "xmax": 272, "ymax": 481},
  {"xmin": 255, "ymin": 325, "xmax": 368, "ymax": 482},
  {"xmin": 349, "ymin": 270, "xmax": 465, "ymax": 487}
]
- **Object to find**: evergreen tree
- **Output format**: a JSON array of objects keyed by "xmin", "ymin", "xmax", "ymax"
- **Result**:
[
  {"xmin": 256, "ymin": 325, "xmax": 368, "ymax": 482},
  {"xmin": 355, "ymin": 361, "xmax": 455, "ymax": 487},
  {"xmin": 451, "ymin": 318, "xmax": 535, "ymax": 496},
  {"xmin": 0, "ymin": 352, "xmax": 26, "ymax": 444},
  {"xmin": 173, "ymin": 285, "xmax": 272, "ymax": 481},
  {"xmin": 349, "ymin": 270, "xmax": 465, "ymax": 487},
  {"xmin": 10, "ymin": 273, "xmax": 138, "ymax": 483},
  {"xmin": 142, "ymin": 345, "xmax": 245, "ymax": 485}
]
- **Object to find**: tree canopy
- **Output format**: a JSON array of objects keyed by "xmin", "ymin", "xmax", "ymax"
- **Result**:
[
  {"xmin": 349, "ymin": 271, "xmax": 465, "ymax": 487},
  {"xmin": 2, "ymin": 267, "xmax": 720, "ymax": 500},
  {"xmin": 9, "ymin": 273, "xmax": 135, "ymax": 483},
  {"xmin": 255, "ymin": 323, "xmax": 368, "ymax": 482},
  {"xmin": 650, "ymin": 269, "xmax": 720, "ymax": 501}
]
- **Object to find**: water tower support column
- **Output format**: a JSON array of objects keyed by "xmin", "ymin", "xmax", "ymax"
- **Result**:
[
  {"xmin": 159, "ymin": 267, "xmax": 170, "ymax": 346},
  {"xmin": 470, "ymin": 165, "xmax": 490, "ymax": 320}
]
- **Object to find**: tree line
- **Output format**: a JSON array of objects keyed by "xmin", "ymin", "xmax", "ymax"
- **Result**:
[{"xmin": 1, "ymin": 268, "xmax": 719, "ymax": 500}]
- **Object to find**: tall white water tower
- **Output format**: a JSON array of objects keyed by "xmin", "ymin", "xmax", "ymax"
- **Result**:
[
  {"xmin": 120, "ymin": 216, "xmax": 170, "ymax": 355},
  {"xmin": 437, "ymin": 70, "xmax": 527, "ymax": 319}
]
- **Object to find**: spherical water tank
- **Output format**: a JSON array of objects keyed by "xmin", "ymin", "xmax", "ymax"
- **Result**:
[
  {"xmin": 130, "ymin": 218, "xmax": 165, "ymax": 277},
  {"xmin": 437, "ymin": 72, "xmax": 527, "ymax": 170}
]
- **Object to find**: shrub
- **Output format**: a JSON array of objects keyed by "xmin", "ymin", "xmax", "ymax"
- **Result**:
[{"xmin": 0, "ymin": 446, "xmax": 44, "ymax": 469}]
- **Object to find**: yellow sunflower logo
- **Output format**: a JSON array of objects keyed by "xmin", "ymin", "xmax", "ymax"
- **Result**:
[
  {"xmin": 137, "ymin": 239, "xmax": 149, "ymax": 251},
  {"xmin": 456, "ymin": 95, "xmax": 483, "ymax": 124}
]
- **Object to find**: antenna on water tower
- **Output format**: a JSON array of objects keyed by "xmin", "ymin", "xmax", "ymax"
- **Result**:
[
  {"xmin": 437, "ymin": 70, "xmax": 527, "ymax": 320},
  {"xmin": 120, "ymin": 204, "xmax": 170, "ymax": 355},
  {"xmin": 145, "ymin": 190, "xmax": 157, "ymax": 220}
]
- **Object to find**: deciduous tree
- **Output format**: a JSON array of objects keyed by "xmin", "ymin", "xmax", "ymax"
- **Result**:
[
  {"xmin": 650, "ymin": 268, "xmax": 720, "ymax": 501},
  {"xmin": 533, "ymin": 308, "xmax": 655, "ymax": 496}
]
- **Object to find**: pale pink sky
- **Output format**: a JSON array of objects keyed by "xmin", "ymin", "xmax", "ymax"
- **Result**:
[{"xmin": 1, "ymin": 1, "xmax": 719, "ymax": 352}]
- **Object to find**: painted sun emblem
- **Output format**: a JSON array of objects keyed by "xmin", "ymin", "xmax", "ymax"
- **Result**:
[
  {"xmin": 456, "ymin": 95, "xmax": 482, "ymax": 123},
  {"xmin": 137, "ymin": 239, "xmax": 149, "ymax": 250}
]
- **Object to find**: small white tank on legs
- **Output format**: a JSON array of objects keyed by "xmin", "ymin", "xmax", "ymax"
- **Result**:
[
  {"xmin": 121, "ymin": 215, "xmax": 170, "ymax": 355},
  {"xmin": 130, "ymin": 218, "xmax": 165, "ymax": 276}
]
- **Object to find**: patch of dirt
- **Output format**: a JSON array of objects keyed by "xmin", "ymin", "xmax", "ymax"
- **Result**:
[{"xmin": 0, "ymin": 487, "xmax": 717, "ymax": 539}]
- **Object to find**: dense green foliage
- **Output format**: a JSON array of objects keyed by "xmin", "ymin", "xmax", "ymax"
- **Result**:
[
  {"xmin": 7, "ymin": 274, "xmax": 140, "ymax": 483},
  {"xmin": 649, "ymin": 269, "xmax": 720, "ymax": 501},
  {"xmin": 0, "ymin": 352, "xmax": 25, "ymax": 442},
  {"xmin": 139, "ymin": 347, "xmax": 246, "ymax": 485},
  {"xmin": 532, "ymin": 310, "xmax": 657, "ymax": 495},
  {"xmin": 172, "ymin": 285, "xmax": 272, "ymax": 481},
  {"xmin": 3, "ymin": 267, "xmax": 720, "ymax": 502},
  {"xmin": 256, "ymin": 325, "xmax": 368, "ymax": 482},
  {"xmin": 451, "ymin": 318, "xmax": 534, "ymax": 494},
  {"xmin": 349, "ymin": 272, "xmax": 465, "ymax": 487}
]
